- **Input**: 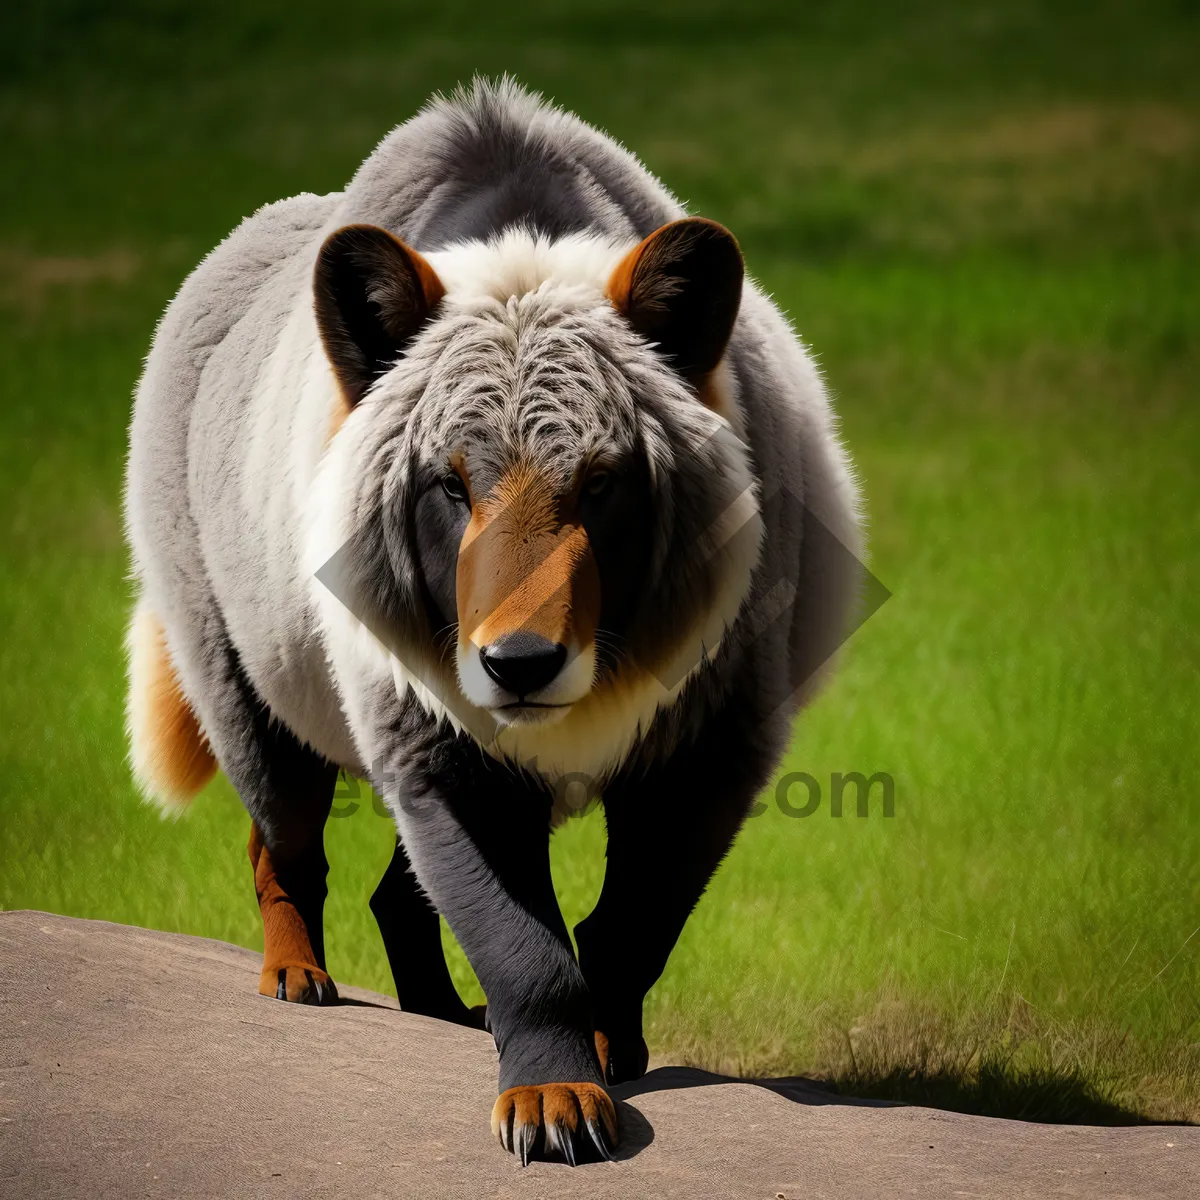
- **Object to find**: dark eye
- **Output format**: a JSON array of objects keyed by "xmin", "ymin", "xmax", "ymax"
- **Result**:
[
  {"xmin": 583, "ymin": 471, "xmax": 611, "ymax": 499},
  {"xmin": 441, "ymin": 472, "xmax": 470, "ymax": 506}
]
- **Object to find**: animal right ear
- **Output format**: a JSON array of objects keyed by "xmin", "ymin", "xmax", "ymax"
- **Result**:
[
  {"xmin": 607, "ymin": 217, "xmax": 743, "ymax": 385},
  {"xmin": 313, "ymin": 224, "xmax": 445, "ymax": 407}
]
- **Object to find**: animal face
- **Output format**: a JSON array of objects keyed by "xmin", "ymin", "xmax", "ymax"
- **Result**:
[
  {"xmin": 313, "ymin": 220, "xmax": 762, "ymax": 760},
  {"xmin": 401, "ymin": 273, "xmax": 660, "ymax": 728}
]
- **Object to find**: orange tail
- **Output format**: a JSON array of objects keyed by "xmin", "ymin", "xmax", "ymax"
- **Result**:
[{"xmin": 125, "ymin": 601, "xmax": 216, "ymax": 813}]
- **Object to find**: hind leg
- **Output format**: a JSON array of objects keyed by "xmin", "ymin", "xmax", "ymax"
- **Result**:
[
  {"xmin": 250, "ymin": 825, "xmax": 336, "ymax": 1003},
  {"xmin": 249, "ymin": 808, "xmax": 337, "ymax": 1004},
  {"xmin": 128, "ymin": 601, "xmax": 340, "ymax": 1003},
  {"xmin": 370, "ymin": 837, "xmax": 473, "ymax": 1023},
  {"xmin": 239, "ymin": 712, "xmax": 340, "ymax": 1006}
]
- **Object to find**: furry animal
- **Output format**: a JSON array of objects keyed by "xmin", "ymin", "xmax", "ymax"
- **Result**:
[{"xmin": 124, "ymin": 78, "xmax": 862, "ymax": 1165}]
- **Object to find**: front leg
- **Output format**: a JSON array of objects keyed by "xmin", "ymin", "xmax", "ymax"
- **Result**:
[
  {"xmin": 576, "ymin": 703, "xmax": 770, "ymax": 1084},
  {"xmin": 370, "ymin": 834, "xmax": 474, "ymax": 1025},
  {"xmin": 380, "ymin": 729, "xmax": 616, "ymax": 1164}
]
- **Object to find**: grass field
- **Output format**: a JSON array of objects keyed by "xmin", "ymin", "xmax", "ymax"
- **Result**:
[{"xmin": 2, "ymin": 0, "xmax": 1198, "ymax": 1123}]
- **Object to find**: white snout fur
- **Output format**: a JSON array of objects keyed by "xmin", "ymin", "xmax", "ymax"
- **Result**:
[{"xmin": 456, "ymin": 638, "xmax": 597, "ymax": 724}]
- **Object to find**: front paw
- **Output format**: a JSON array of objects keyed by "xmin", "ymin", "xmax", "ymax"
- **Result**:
[
  {"xmin": 594, "ymin": 1030, "xmax": 649, "ymax": 1085},
  {"xmin": 491, "ymin": 1082, "xmax": 617, "ymax": 1165},
  {"xmin": 259, "ymin": 963, "xmax": 338, "ymax": 1005}
]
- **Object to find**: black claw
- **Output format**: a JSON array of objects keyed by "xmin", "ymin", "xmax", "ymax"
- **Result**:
[
  {"xmin": 585, "ymin": 1116, "xmax": 614, "ymax": 1161},
  {"xmin": 303, "ymin": 969, "xmax": 316, "ymax": 1003},
  {"xmin": 560, "ymin": 1125, "xmax": 578, "ymax": 1167},
  {"xmin": 517, "ymin": 1121, "xmax": 537, "ymax": 1167},
  {"xmin": 545, "ymin": 1120, "xmax": 574, "ymax": 1166},
  {"xmin": 503, "ymin": 1107, "xmax": 515, "ymax": 1154},
  {"xmin": 276, "ymin": 968, "xmax": 287, "ymax": 1000}
]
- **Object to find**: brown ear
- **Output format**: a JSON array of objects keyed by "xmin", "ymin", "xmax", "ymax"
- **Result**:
[
  {"xmin": 607, "ymin": 217, "xmax": 743, "ymax": 384},
  {"xmin": 314, "ymin": 224, "xmax": 444, "ymax": 406}
]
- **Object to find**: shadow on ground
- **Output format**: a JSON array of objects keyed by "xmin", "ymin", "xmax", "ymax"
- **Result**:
[
  {"xmin": 825, "ymin": 1063, "xmax": 1188, "ymax": 1126},
  {"xmin": 613, "ymin": 1064, "xmax": 1189, "ymax": 1128}
]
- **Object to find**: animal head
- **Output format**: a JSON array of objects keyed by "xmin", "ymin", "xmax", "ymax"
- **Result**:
[{"xmin": 311, "ymin": 218, "xmax": 762, "ymax": 773}]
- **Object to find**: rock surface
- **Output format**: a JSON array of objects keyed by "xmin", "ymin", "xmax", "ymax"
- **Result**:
[{"xmin": 1, "ymin": 910, "xmax": 1194, "ymax": 1198}]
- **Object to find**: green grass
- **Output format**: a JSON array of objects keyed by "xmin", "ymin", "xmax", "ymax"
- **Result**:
[{"xmin": 2, "ymin": 0, "xmax": 1198, "ymax": 1124}]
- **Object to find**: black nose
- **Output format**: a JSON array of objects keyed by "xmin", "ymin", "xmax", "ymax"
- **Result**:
[{"xmin": 479, "ymin": 633, "xmax": 567, "ymax": 699}]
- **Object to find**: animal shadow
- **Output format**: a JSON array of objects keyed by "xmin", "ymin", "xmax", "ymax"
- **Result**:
[
  {"xmin": 607, "ymin": 1064, "xmax": 895, "ymax": 1161},
  {"xmin": 613, "ymin": 1063, "xmax": 1185, "ymax": 1128}
]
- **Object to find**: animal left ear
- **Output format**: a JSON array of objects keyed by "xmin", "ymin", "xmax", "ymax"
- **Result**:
[
  {"xmin": 607, "ymin": 217, "xmax": 744, "ymax": 384},
  {"xmin": 313, "ymin": 223, "xmax": 445, "ymax": 407}
]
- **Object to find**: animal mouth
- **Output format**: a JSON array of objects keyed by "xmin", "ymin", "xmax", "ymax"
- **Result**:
[{"xmin": 491, "ymin": 699, "xmax": 575, "ymax": 727}]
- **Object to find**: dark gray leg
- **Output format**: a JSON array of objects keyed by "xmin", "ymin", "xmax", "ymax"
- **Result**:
[
  {"xmin": 370, "ymin": 836, "xmax": 473, "ymax": 1023},
  {"xmin": 232, "ymin": 671, "xmax": 340, "ymax": 1004},
  {"xmin": 378, "ymin": 704, "xmax": 616, "ymax": 1163},
  {"xmin": 163, "ymin": 605, "xmax": 340, "ymax": 1004},
  {"xmin": 576, "ymin": 702, "xmax": 770, "ymax": 1083}
]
